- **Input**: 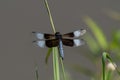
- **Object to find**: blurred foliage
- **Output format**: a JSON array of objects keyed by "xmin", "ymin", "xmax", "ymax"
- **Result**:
[
  {"xmin": 84, "ymin": 16, "xmax": 108, "ymax": 50},
  {"xmin": 71, "ymin": 13, "xmax": 120, "ymax": 80},
  {"xmin": 105, "ymin": 10, "xmax": 120, "ymax": 21}
]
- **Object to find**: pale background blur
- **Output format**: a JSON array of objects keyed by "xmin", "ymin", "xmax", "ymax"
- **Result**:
[{"xmin": 0, "ymin": 0, "xmax": 120, "ymax": 80}]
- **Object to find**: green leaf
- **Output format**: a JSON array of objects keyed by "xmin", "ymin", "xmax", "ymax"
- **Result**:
[
  {"xmin": 45, "ymin": 48, "xmax": 52, "ymax": 64},
  {"xmin": 84, "ymin": 34, "xmax": 100, "ymax": 54},
  {"xmin": 84, "ymin": 16, "xmax": 108, "ymax": 50},
  {"xmin": 112, "ymin": 30, "xmax": 120, "ymax": 45}
]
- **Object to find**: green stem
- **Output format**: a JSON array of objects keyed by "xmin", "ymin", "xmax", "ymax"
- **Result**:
[
  {"xmin": 102, "ymin": 52, "xmax": 107, "ymax": 80},
  {"xmin": 44, "ymin": 0, "xmax": 56, "ymax": 33},
  {"xmin": 106, "ymin": 70, "xmax": 112, "ymax": 80},
  {"xmin": 44, "ymin": 0, "xmax": 60, "ymax": 80},
  {"xmin": 102, "ymin": 56, "xmax": 106, "ymax": 80},
  {"xmin": 60, "ymin": 58, "xmax": 66, "ymax": 80},
  {"xmin": 44, "ymin": 0, "xmax": 66, "ymax": 80}
]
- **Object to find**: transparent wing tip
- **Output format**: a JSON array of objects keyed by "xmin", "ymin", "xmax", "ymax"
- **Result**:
[
  {"xmin": 33, "ymin": 40, "xmax": 45, "ymax": 48},
  {"xmin": 37, "ymin": 41, "xmax": 45, "ymax": 48},
  {"xmin": 74, "ymin": 39, "xmax": 85, "ymax": 47},
  {"xmin": 74, "ymin": 29, "xmax": 86, "ymax": 37},
  {"xmin": 32, "ymin": 32, "xmax": 44, "ymax": 39},
  {"xmin": 80, "ymin": 29, "xmax": 86, "ymax": 35},
  {"xmin": 36, "ymin": 33, "xmax": 44, "ymax": 39}
]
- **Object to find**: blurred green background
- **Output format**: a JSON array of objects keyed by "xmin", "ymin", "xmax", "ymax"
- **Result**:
[{"xmin": 0, "ymin": 0, "xmax": 120, "ymax": 80}]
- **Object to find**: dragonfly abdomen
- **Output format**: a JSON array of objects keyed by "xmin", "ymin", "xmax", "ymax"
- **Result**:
[{"xmin": 58, "ymin": 40, "xmax": 64, "ymax": 59}]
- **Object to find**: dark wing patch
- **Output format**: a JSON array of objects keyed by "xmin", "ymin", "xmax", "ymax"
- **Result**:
[
  {"xmin": 62, "ymin": 39, "xmax": 85, "ymax": 47},
  {"xmin": 62, "ymin": 32, "xmax": 74, "ymax": 38},
  {"xmin": 62, "ymin": 39, "xmax": 74, "ymax": 47},
  {"xmin": 44, "ymin": 34, "xmax": 55, "ymax": 39},
  {"xmin": 46, "ymin": 39, "xmax": 59, "ymax": 47},
  {"xmin": 62, "ymin": 29, "xmax": 86, "ymax": 38}
]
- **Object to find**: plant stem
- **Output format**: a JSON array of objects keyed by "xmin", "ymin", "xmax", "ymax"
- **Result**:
[
  {"xmin": 60, "ymin": 58, "xmax": 66, "ymax": 80},
  {"xmin": 44, "ymin": 0, "xmax": 56, "ymax": 33},
  {"xmin": 44, "ymin": 0, "xmax": 60, "ymax": 80}
]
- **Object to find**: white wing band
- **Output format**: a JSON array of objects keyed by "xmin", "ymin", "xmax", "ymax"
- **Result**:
[
  {"xmin": 37, "ymin": 41, "xmax": 45, "ymax": 48},
  {"xmin": 74, "ymin": 39, "xmax": 81, "ymax": 46},
  {"xmin": 36, "ymin": 33, "xmax": 44, "ymax": 39},
  {"xmin": 74, "ymin": 29, "xmax": 86, "ymax": 37},
  {"xmin": 74, "ymin": 39, "xmax": 84, "ymax": 47}
]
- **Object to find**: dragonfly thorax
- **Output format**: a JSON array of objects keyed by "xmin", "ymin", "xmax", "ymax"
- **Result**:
[{"xmin": 55, "ymin": 32, "xmax": 62, "ymax": 39}]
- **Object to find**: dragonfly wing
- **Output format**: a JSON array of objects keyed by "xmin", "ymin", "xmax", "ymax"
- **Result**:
[
  {"xmin": 73, "ymin": 39, "xmax": 85, "ymax": 47},
  {"xmin": 45, "ymin": 39, "xmax": 59, "ymax": 47},
  {"xmin": 62, "ymin": 39, "xmax": 85, "ymax": 47},
  {"xmin": 33, "ymin": 39, "xmax": 59, "ymax": 48},
  {"xmin": 32, "ymin": 32, "xmax": 55, "ymax": 39},
  {"xmin": 63, "ymin": 29, "xmax": 86, "ymax": 38},
  {"xmin": 33, "ymin": 40, "xmax": 46, "ymax": 48},
  {"xmin": 62, "ymin": 39, "xmax": 74, "ymax": 47}
]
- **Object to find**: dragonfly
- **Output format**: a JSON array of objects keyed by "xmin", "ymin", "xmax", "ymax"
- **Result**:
[{"xmin": 32, "ymin": 29, "xmax": 86, "ymax": 59}]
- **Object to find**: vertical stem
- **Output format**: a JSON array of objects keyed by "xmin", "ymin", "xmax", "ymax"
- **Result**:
[
  {"xmin": 60, "ymin": 58, "xmax": 66, "ymax": 80},
  {"xmin": 44, "ymin": 0, "xmax": 56, "ymax": 33},
  {"xmin": 53, "ymin": 48, "xmax": 57, "ymax": 80},
  {"xmin": 44, "ymin": 0, "xmax": 60, "ymax": 80},
  {"xmin": 102, "ymin": 56, "xmax": 106, "ymax": 80},
  {"xmin": 55, "ymin": 48, "xmax": 60, "ymax": 80},
  {"xmin": 52, "ymin": 48, "xmax": 60, "ymax": 80}
]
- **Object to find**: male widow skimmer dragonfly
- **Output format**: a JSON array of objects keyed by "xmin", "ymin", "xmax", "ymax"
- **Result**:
[{"xmin": 32, "ymin": 29, "xmax": 86, "ymax": 59}]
